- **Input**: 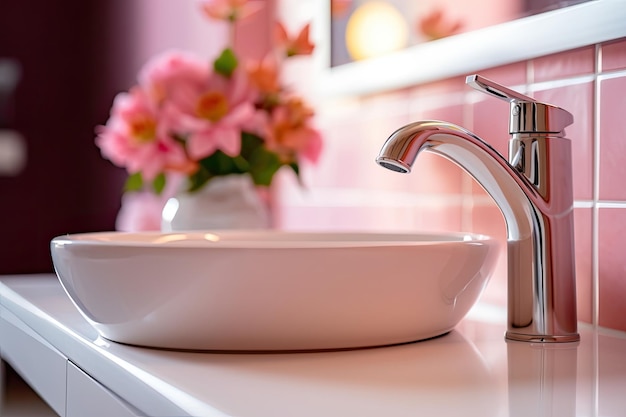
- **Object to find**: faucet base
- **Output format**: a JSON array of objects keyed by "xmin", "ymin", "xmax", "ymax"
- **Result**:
[{"xmin": 505, "ymin": 331, "xmax": 580, "ymax": 344}]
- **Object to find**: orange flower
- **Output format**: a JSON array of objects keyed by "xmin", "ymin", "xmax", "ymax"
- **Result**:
[
  {"xmin": 267, "ymin": 97, "xmax": 322, "ymax": 164},
  {"xmin": 331, "ymin": 0, "xmax": 352, "ymax": 18},
  {"xmin": 165, "ymin": 159, "xmax": 199, "ymax": 175},
  {"xmin": 200, "ymin": 0, "xmax": 262, "ymax": 22},
  {"xmin": 247, "ymin": 54, "xmax": 281, "ymax": 94},
  {"xmin": 275, "ymin": 22, "xmax": 315, "ymax": 57},
  {"xmin": 128, "ymin": 113, "xmax": 157, "ymax": 143},
  {"xmin": 417, "ymin": 8, "xmax": 464, "ymax": 41},
  {"xmin": 195, "ymin": 91, "xmax": 230, "ymax": 122}
]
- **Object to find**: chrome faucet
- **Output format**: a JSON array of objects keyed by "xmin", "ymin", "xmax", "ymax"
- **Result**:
[{"xmin": 376, "ymin": 75, "xmax": 579, "ymax": 343}]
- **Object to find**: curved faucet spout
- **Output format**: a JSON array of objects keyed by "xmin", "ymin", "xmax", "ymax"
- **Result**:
[
  {"xmin": 377, "ymin": 120, "xmax": 579, "ymax": 343},
  {"xmin": 378, "ymin": 121, "xmax": 538, "ymax": 241}
]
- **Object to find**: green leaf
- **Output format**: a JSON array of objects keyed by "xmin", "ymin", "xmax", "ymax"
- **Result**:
[
  {"xmin": 123, "ymin": 172, "xmax": 168, "ymax": 194},
  {"xmin": 187, "ymin": 150, "xmax": 250, "ymax": 192},
  {"xmin": 214, "ymin": 48, "xmax": 238, "ymax": 77},
  {"xmin": 187, "ymin": 166, "xmax": 212, "ymax": 192},
  {"xmin": 124, "ymin": 172, "xmax": 144, "ymax": 192},
  {"xmin": 201, "ymin": 150, "xmax": 248, "ymax": 175},
  {"xmin": 289, "ymin": 162, "xmax": 304, "ymax": 186},
  {"xmin": 240, "ymin": 132, "xmax": 264, "ymax": 158},
  {"xmin": 289, "ymin": 162, "xmax": 300, "ymax": 177},
  {"xmin": 152, "ymin": 173, "xmax": 166, "ymax": 195},
  {"xmin": 248, "ymin": 146, "xmax": 282, "ymax": 186},
  {"xmin": 240, "ymin": 132, "xmax": 289, "ymax": 185}
]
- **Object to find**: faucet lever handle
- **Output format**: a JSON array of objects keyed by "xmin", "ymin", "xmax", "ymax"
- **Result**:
[
  {"xmin": 465, "ymin": 74, "xmax": 573, "ymax": 135},
  {"xmin": 466, "ymin": 74, "xmax": 535, "ymax": 103}
]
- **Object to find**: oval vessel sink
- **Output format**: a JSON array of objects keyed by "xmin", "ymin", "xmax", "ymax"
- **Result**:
[{"xmin": 50, "ymin": 231, "xmax": 497, "ymax": 351}]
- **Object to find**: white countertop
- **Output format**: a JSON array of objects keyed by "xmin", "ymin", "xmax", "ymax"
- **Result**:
[{"xmin": 1, "ymin": 274, "xmax": 626, "ymax": 417}]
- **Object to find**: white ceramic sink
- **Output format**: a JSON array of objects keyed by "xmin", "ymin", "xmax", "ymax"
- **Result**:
[{"xmin": 50, "ymin": 231, "xmax": 497, "ymax": 351}]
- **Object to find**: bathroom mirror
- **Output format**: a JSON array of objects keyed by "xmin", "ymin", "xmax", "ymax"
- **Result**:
[{"xmin": 314, "ymin": 0, "xmax": 626, "ymax": 97}]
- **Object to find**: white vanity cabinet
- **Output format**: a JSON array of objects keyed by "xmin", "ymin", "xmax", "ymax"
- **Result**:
[
  {"xmin": 66, "ymin": 361, "xmax": 143, "ymax": 417},
  {"xmin": 2, "ymin": 275, "xmax": 626, "ymax": 417},
  {"xmin": 0, "ymin": 280, "xmax": 144, "ymax": 417},
  {"xmin": 0, "ymin": 307, "xmax": 67, "ymax": 415}
]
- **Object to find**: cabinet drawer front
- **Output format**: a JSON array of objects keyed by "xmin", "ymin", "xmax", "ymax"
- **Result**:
[
  {"xmin": 0, "ymin": 308, "xmax": 67, "ymax": 416},
  {"xmin": 66, "ymin": 361, "xmax": 144, "ymax": 417}
]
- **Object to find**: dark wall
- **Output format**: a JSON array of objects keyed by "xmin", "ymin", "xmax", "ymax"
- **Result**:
[{"xmin": 0, "ymin": 1, "xmax": 132, "ymax": 274}]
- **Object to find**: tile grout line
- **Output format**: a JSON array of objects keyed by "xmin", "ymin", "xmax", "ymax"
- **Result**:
[
  {"xmin": 592, "ymin": 44, "xmax": 602, "ymax": 330},
  {"xmin": 461, "ymin": 91, "xmax": 475, "ymax": 232},
  {"xmin": 592, "ymin": 42, "xmax": 602, "ymax": 417}
]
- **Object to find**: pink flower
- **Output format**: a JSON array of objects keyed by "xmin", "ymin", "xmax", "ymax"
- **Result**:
[
  {"xmin": 137, "ymin": 50, "xmax": 258, "ymax": 160},
  {"xmin": 138, "ymin": 50, "xmax": 209, "ymax": 107},
  {"xmin": 200, "ymin": 0, "xmax": 263, "ymax": 22},
  {"xmin": 96, "ymin": 87, "xmax": 192, "ymax": 180},
  {"xmin": 95, "ymin": 3, "xmax": 322, "ymax": 197},
  {"xmin": 172, "ymin": 68, "xmax": 259, "ymax": 159}
]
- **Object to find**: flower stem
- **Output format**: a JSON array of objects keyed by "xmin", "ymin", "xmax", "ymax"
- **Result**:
[{"xmin": 229, "ymin": 21, "xmax": 237, "ymax": 52}]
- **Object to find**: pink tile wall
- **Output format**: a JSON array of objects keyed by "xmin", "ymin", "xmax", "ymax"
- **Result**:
[
  {"xmin": 597, "ymin": 208, "xmax": 626, "ymax": 331},
  {"xmin": 532, "ymin": 47, "xmax": 596, "ymax": 82},
  {"xmin": 280, "ymin": 37, "xmax": 626, "ymax": 333},
  {"xmin": 534, "ymin": 82, "xmax": 594, "ymax": 200},
  {"xmin": 599, "ymin": 75, "xmax": 626, "ymax": 200}
]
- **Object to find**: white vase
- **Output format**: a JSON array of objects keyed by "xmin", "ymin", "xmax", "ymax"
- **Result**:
[{"xmin": 161, "ymin": 174, "xmax": 271, "ymax": 232}]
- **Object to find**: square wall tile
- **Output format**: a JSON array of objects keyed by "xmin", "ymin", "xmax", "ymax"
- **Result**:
[
  {"xmin": 471, "ymin": 203, "xmax": 507, "ymax": 307},
  {"xmin": 407, "ymin": 104, "xmax": 465, "ymax": 196},
  {"xmin": 277, "ymin": 205, "xmax": 418, "ymax": 231},
  {"xmin": 534, "ymin": 82, "xmax": 594, "ymax": 200},
  {"xmin": 470, "ymin": 177, "xmax": 492, "ymax": 201},
  {"xmin": 599, "ymin": 75, "xmax": 626, "ymax": 201},
  {"xmin": 311, "ymin": 95, "xmax": 413, "ymax": 190},
  {"xmin": 418, "ymin": 102, "xmax": 465, "ymax": 125},
  {"xmin": 532, "ymin": 46, "xmax": 595, "ymax": 82},
  {"xmin": 601, "ymin": 38, "xmax": 626, "ymax": 72},
  {"xmin": 574, "ymin": 208, "xmax": 593, "ymax": 324},
  {"xmin": 471, "ymin": 96, "xmax": 511, "ymax": 157},
  {"xmin": 411, "ymin": 204, "xmax": 463, "ymax": 233},
  {"xmin": 474, "ymin": 62, "xmax": 527, "ymax": 88},
  {"xmin": 409, "ymin": 77, "xmax": 467, "ymax": 117},
  {"xmin": 308, "ymin": 120, "xmax": 367, "ymax": 188},
  {"xmin": 276, "ymin": 202, "xmax": 463, "ymax": 233},
  {"xmin": 408, "ymin": 153, "xmax": 465, "ymax": 196},
  {"xmin": 410, "ymin": 75, "xmax": 467, "ymax": 99},
  {"xmin": 598, "ymin": 208, "xmax": 626, "ymax": 332}
]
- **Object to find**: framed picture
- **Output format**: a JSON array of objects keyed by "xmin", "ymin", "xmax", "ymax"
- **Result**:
[{"xmin": 314, "ymin": 0, "xmax": 626, "ymax": 96}]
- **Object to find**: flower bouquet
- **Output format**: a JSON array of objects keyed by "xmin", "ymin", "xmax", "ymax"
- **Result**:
[{"xmin": 95, "ymin": 0, "xmax": 322, "ymax": 231}]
